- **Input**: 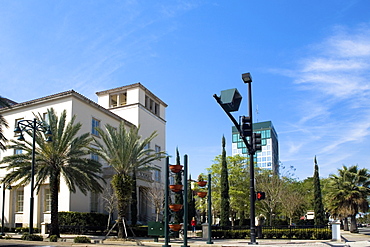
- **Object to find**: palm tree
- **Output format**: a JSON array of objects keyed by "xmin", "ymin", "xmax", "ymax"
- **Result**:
[
  {"xmin": 0, "ymin": 96, "xmax": 10, "ymax": 151},
  {"xmin": 1, "ymin": 108, "xmax": 105, "ymax": 236},
  {"xmin": 327, "ymin": 165, "xmax": 370, "ymax": 233},
  {"xmin": 93, "ymin": 122, "xmax": 166, "ymax": 238}
]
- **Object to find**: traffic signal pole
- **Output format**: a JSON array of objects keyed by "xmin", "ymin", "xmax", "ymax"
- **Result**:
[
  {"xmin": 213, "ymin": 73, "xmax": 258, "ymax": 245},
  {"xmin": 247, "ymin": 80, "xmax": 257, "ymax": 245}
]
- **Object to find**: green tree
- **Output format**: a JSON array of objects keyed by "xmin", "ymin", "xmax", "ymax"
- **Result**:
[
  {"xmin": 313, "ymin": 156, "xmax": 326, "ymax": 225},
  {"xmin": 93, "ymin": 123, "xmax": 165, "ymax": 238},
  {"xmin": 256, "ymin": 170, "xmax": 285, "ymax": 226},
  {"xmin": 280, "ymin": 181, "xmax": 305, "ymax": 225},
  {"xmin": 1, "ymin": 108, "xmax": 104, "ymax": 236},
  {"xmin": 220, "ymin": 136, "xmax": 230, "ymax": 227},
  {"xmin": 0, "ymin": 96, "xmax": 10, "ymax": 151},
  {"xmin": 326, "ymin": 165, "xmax": 370, "ymax": 233},
  {"xmin": 207, "ymin": 155, "xmax": 249, "ymax": 225}
]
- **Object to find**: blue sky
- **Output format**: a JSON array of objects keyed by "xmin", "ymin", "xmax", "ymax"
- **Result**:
[{"xmin": 1, "ymin": 1, "xmax": 370, "ymax": 180}]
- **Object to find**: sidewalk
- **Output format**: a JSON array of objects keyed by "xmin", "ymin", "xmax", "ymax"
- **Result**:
[{"xmin": 0, "ymin": 230, "xmax": 369, "ymax": 247}]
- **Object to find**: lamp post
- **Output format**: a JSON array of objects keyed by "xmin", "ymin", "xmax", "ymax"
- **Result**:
[
  {"xmin": 213, "ymin": 72, "xmax": 258, "ymax": 244},
  {"xmin": 1, "ymin": 183, "xmax": 12, "ymax": 236},
  {"xmin": 14, "ymin": 118, "xmax": 52, "ymax": 234}
]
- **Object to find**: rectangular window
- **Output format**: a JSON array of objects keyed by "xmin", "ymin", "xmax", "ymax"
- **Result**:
[
  {"xmin": 44, "ymin": 188, "xmax": 51, "ymax": 212},
  {"xmin": 119, "ymin": 92, "xmax": 127, "ymax": 106},
  {"xmin": 91, "ymin": 153, "xmax": 99, "ymax": 161},
  {"xmin": 14, "ymin": 118, "xmax": 24, "ymax": 136},
  {"xmin": 90, "ymin": 192, "xmax": 99, "ymax": 213},
  {"xmin": 144, "ymin": 142, "xmax": 150, "ymax": 150},
  {"xmin": 232, "ymin": 134, "xmax": 239, "ymax": 143},
  {"xmin": 43, "ymin": 112, "xmax": 49, "ymax": 125},
  {"xmin": 16, "ymin": 190, "xmax": 24, "ymax": 212},
  {"xmin": 155, "ymin": 145, "xmax": 161, "ymax": 158},
  {"xmin": 154, "ymin": 170, "xmax": 161, "ymax": 182},
  {"xmin": 91, "ymin": 118, "xmax": 100, "ymax": 136},
  {"xmin": 14, "ymin": 149, "xmax": 22, "ymax": 154},
  {"xmin": 145, "ymin": 95, "xmax": 160, "ymax": 116},
  {"xmin": 110, "ymin": 94, "xmax": 118, "ymax": 107},
  {"xmin": 91, "ymin": 145, "xmax": 99, "ymax": 161}
]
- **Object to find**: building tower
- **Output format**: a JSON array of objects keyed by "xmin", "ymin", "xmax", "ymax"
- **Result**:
[{"xmin": 232, "ymin": 121, "xmax": 279, "ymax": 174}]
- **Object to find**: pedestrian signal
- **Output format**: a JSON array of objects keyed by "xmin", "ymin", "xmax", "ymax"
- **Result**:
[{"xmin": 256, "ymin": 191, "xmax": 265, "ymax": 200}]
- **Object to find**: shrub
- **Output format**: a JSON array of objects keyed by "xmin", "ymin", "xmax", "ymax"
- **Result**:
[
  {"xmin": 59, "ymin": 211, "xmax": 108, "ymax": 227},
  {"xmin": 16, "ymin": 227, "xmax": 40, "ymax": 233},
  {"xmin": 21, "ymin": 233, "xmax": 43, "ymax": 241},
  {"xmin": 74, "ymin": 236, "xmax": 91, "ymax": 243},
  {"xmin": 49, "ymin": 235, "xmax": 58, "ymax": 242}
]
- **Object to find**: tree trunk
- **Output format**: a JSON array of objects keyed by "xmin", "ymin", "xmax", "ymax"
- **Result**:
[
  {"xmin": 343, "ymin": 217, "xmax": 349, "ymax": 231},
  {"xmin": 49, "ymin": 172, "xmax": 60, "ymax": 237},
  {"xmin": 130, "ymin": 170, "xmax": 137, "ymax": 225},
  {"xmin": 349, "ymin": 215, "xmax": 359, "ymax": 233},
  {"xmin": 112, "ymin": 173, "xmax": 131, "ymax": 239}
]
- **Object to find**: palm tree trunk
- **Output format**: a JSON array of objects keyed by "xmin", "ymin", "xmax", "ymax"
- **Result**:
[
  {"xmin": 49, "ymin": 172, "xmax": 60, "ymax": 237},
  {"xmin": 349, "ymin": 215, "xmax": 359, "ymax": 233},
  {"xmin": 112, "ymin": 173, "xmax": 131, "ymax": 238},
  {"xmin": 343, "ymin": 217, "xmax": 349, "ymax": 231}
]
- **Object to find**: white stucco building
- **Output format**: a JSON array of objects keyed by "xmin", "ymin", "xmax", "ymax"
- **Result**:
[{"xmin": 0, "ymin": 83, "xmax": 167, "ymax": 229}]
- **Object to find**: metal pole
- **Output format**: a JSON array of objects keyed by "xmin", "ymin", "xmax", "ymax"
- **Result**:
[
  {"xmin": 207, "ymin": 174, "xmax": 213, "ymax": 244},
  {"xmin": 1, "ymin": 183, "xmax": 5, "ymax": 236},
  {"xmin": 29, "ymin": 118, "xmax": 36, "ymax": 235},
  {"xmin": 162, "ymin": 157, "xmax": 170, "ymax": 247},
  {"xmin": 247, "ymin": 82, "xmax": 257, "ymax": 245},
  {"xmin": 182, "ymin": 155, "xmax": 189, "ymax": 247}
]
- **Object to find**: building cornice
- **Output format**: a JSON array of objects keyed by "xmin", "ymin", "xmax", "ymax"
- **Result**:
[
  {"xmin": 0, "ymin": 90, "xmax": 135, "ymax": 128},
  {"xmin": 95, "ymin": 82, "xmax": 168, "ymax": 107}
]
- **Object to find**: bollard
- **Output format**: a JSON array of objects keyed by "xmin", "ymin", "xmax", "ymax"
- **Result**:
[{"xmin": 332, "ymin": 220, "xmax": 341, "ymax": 241}]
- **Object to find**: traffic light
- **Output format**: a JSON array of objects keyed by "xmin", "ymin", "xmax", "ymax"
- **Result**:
[
  {"xmin": 256, "ymin": 191, "xmax": 265, "ymax": 200},
  {"xmin": 240, "ymin": 116, "xmax": 252, "ymax": 137},
  {"xmin": 253, "ymin": 132, "xmax": 262, "ymax": 152}
]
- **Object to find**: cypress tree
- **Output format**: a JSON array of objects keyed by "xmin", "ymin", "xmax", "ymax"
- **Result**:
[
  {"xmin": 175, "ymin": 148, "xmax": 184, "ymax": 223},
  {"xmin": 313, "ymin": 156, "xmax": 326, "ymax": 225},
  {"xmin": 220, "ymin": 136, "xmax": 230, "ymax": 226},
  {"xmin": 187, "ymin": 175, "xmax": 196, "ymax": 223}
]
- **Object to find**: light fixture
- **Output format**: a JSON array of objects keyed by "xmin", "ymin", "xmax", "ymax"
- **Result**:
[{"xmin": 242, "ymin": 72, "xmax": 252, "ymax": 83}]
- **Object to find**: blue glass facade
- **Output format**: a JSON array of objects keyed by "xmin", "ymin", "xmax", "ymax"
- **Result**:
[{"xmin": 232, "ymin": 121, "xmax": 279, "ymax": 174}]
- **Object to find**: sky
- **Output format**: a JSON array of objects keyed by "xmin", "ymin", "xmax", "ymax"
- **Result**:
[{"xmin": 1, "ymin": 1, "xmax": 370, "ymax": 180}]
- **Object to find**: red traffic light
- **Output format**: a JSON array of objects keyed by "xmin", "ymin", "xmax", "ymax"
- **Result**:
[{"xmin": 256, "ymin": 191, "xmax": 265, "ymax": 200}]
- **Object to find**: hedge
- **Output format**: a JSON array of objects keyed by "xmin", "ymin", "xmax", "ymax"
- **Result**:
[{"xmin": 212, "ymin": 227, "xmax": 331, "ymax": 240}]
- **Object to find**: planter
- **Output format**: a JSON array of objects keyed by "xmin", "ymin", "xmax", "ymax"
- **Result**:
[
  {"xmin": 169, "ymin": 204, "xmax": 183, "ymax": 212},
  {"xmin": 169, "ymin": 184, "xmax": 183, "ymax": 192},
  {"xmin": 169, "ymin": 224, "xmax": 182, "ymax": 231},
  {"xmin": 197, "ymin": 181, "xmax": 207, "ymax": 187},
  {"xmin": 197, "ymin": 191, "xmax": 207, "ymax": 198},
  {"xmin": 169, "ymin": 164, "xmax": 183, "ymax": 173}
]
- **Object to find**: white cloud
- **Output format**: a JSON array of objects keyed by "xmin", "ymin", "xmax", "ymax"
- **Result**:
[{"xmin": 280, "ymin": 23, "xmax": 370, "ymax": 174}]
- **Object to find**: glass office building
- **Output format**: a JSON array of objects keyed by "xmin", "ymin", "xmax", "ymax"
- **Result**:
[{"xmin": 232, "ymin": 121, "xmax": 279, "ymax": 174}]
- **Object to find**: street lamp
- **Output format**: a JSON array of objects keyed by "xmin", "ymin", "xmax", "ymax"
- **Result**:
[
  {"xmin": 213, "ymin": 72, "xmax": 258, "ymax": 245},
  {"xmin": 14, "ymin": 118, "xmax": 52, "ymax": 234},
  {"xmin": 1, "ymin": 183, "xmax": 12, "ymax": 236}
]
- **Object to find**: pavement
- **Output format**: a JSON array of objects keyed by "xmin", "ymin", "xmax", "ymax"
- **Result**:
[{"xmin": 0, "ymin": 229, "xmax": 369, "ymax": 247}]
